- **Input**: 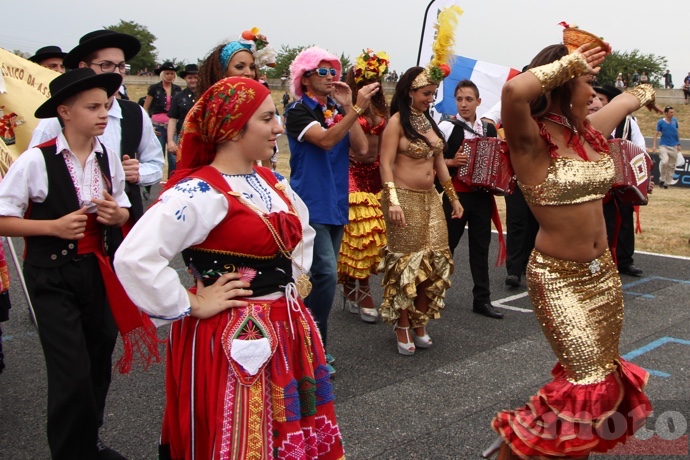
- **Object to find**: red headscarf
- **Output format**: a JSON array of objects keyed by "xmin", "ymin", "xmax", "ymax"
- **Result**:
[{"xmin": 166, "ymin": 77, "xmax": 271, "ymax": 189}]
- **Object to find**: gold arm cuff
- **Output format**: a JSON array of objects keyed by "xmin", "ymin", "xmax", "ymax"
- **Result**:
[
  {"xmin": 626, "ymin": 84, "xmax": 655, "ymax": 109},
  {"xmin": 383, "ymin": 182, "xmax": 401, "ymax": 206},
  {"xmin": 441, "ymin": 178, "xmax": 459, "ymax": 202},
  {"xmin": 527, "ymin": 53, "xmax": 589, "ymax": 94},
  {"xmin": 353, "ymin": 105, "xmax": 364, "ymax": 116}
]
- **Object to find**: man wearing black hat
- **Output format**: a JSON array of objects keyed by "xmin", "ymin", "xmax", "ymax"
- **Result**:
[
  {"xmin": 30, "ymin": 30, "xmax": 164, "ymax": 224},
  {"xmin": 0, "ymin": 68, "xmax": 139, "ymax": 460},
  {"xmin": 595, "ymin": 84, "xmax": 646, "ymax": 277},
  {"xmin": 166, "ymin": 64, "xmax": 199, "ymax": 177},
  {"xmin": 28, "ymin": 45, "xmax": 66, "ymax": 73}
]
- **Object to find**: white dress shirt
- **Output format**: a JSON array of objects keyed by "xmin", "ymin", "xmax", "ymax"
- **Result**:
[
  {"xmin": 0, "ymin": 131, "xmax": 130, "ymax": 218},
  {"xmin": 439, "ymin": 114, "xmax": 483, "ymax": 144},
  {"xmin": 29, "ymin": 98, "xmax": 164, "ymax": 186},
  {"xmin": 114, "ymin": 170, "xmax": 315, "ymax": 327}
]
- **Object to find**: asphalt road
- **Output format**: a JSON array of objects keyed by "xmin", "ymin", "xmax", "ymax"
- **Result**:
[{"xmin": 1, "ymin": 190, "xmax": 689, "ymax": 459}]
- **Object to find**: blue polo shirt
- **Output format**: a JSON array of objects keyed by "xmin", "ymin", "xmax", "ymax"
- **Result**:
[
  {"xmin": 656, "ymin": 117, "xmax": 679, "ymax": 147},
  {"xmin": 285, "ymin": 95, "xmax": 350, "ymax": 226}
]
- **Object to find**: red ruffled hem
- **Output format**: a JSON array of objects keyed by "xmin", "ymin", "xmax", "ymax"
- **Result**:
[{"xmin": 492, "ymin": 359, "xmax": 652, "ymax": 459}]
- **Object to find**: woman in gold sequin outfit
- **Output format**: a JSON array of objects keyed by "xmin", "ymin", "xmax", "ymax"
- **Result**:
[
  {"xmin": 484, "ymin": 26, "xmax": 657, "ymax": 460},
  {"xmin": 378, "ymin": 66, "xmax": 463, "ymax": 355},
  {"xmin": 337, "ymin": 50, "xmax": 390, "ymax": 323}
]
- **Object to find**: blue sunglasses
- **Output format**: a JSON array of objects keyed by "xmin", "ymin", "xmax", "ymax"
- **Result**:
[{"xmin": 306, "ymin": 68, "xmax": 337, "ymax": 77}]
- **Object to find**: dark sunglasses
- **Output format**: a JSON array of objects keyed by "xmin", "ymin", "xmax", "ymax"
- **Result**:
[{"xmin": 305, "ymin": 68, "xmax": 337, "ymax": 78}]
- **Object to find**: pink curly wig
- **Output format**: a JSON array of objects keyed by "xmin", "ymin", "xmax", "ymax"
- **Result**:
[{"xmin": 289, "ymin": 47, "xmax": 342, "ymax": 98}]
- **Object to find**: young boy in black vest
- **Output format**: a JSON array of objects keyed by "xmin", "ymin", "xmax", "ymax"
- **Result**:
[
  {"xmin": 0, "ymin": 68, "xmax": 132, "ymax": 459},
  {"xmin": 438, "ymin": 79, "xmax": 504, "ymax": 320}
]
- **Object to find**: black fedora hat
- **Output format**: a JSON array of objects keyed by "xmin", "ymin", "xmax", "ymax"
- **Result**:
[
  {"xmin": 34, "ymin": 68, "xmax": 122, "ymax": 119},
  {"xmin": 155, "ymin": 62, "xmax": 179, "ymax": 75},
  {"xmin": 179, "ymin": 64, "xmax": 199, "ymax": 78},
  {"xmin": 28, "ymin": 45, "xmax": 67, "ymax": 63},
  {"xmin": 594, "ymin": 84, "xmax": 621, "ymax": 102},
  {"xmin": 63, "ymin": 30, "xmax": 141, "ymax": 69}
]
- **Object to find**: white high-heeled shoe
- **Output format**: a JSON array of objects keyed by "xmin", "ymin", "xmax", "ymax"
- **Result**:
[
  {"xmin": 481, "ymin": 437, "xmax": 503, "ymax": 458},
  {"xmin": 413, "ymin": 327, "xmax": 433, "ymax": 348},
  {"xmin": 394, "ymin": 323, "xmax": 415, "ymax": 355},
  {"xmin": 355, "ymin": 284, "xmax": 378, "ymax": 323}
]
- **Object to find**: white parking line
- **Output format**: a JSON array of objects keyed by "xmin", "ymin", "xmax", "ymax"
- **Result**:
[{"xmin": 493, "ymin": 291, "xmax": 533, "ymax": 313}]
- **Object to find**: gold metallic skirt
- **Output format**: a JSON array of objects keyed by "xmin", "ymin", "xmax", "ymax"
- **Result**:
[
  {"xmin": 492, "ymin": 249, "xmax": 651, "ymax": 458},
  {"xmin": 377, "ymin": 187, "xmax": 453, "ymax": 327}
]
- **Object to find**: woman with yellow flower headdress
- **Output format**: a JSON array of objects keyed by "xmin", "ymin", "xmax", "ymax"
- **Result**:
[
  {"xmin": 378, "ymin": 5, "xmax": 464, "ymax": 356},
  {"xmin": 337, "ymin": 49, "xmax": 390, "ymax": 323}
]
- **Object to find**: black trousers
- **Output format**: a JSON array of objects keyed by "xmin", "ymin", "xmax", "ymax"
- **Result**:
[
  {"xmin": 603, "ymin": 196, "xmax": 635, "ymax": 268},
  {"xmin": 443, "ymin": 190, "xmax": 493, "ymax": 306},
  {"xmin": 504, "ymin": 185, "xmax": 539, "ymax": 278},
  {"xmin": 24, "ymin": 256, "xmax": 118, "ymax": 460}
]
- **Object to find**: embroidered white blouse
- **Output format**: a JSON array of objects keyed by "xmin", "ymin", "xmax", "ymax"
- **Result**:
[
  {"xmin": 114, "ymin": 169, "xmax": 315, "ymax": 327},
  {"xmin": 0, "ymin": 132, "xmax": 130, "ymax": 217}
]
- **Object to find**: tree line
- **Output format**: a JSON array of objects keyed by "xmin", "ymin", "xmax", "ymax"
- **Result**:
[{"xmin": 14, "ymin": 20, "xmax": 668, "ymax": 87}]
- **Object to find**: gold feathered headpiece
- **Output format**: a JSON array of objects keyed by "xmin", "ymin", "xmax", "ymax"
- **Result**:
[{"xmin": 412, "ymin": 5, "xmax": 463, "ymax": 89}]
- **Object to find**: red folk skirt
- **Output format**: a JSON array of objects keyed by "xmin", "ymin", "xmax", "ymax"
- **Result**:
[{"xmin": 159, "ymin": 296, "xmax": 345, "ymax": 460}]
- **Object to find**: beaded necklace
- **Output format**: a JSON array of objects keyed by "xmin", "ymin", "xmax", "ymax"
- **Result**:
[
  {"xmin": 410, "ymin": 107, "xmax": 432, "ymax": 134},
  {"xmin": 543, "ymin": 112, "xmax": 609, "ymax": 160},
  {"xmin": 229, "ymin": 186, "xmax": 312, "ymax": 298}
]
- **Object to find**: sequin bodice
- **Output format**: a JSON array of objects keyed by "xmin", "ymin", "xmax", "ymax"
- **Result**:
[
  {"xmin": 400, "ymin": 138, "xmax": 444, "ymax": 160},
  {"xmin": 520, "ymin": 155, "xmax": 615, "ymax": 206}
]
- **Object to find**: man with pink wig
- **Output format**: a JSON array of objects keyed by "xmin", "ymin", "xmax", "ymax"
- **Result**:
[{"xmin": 285, "ymin": 47, "xmax": 380, "ymax": 375}]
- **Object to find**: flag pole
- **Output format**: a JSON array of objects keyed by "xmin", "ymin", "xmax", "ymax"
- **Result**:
[
  {"xmin": 416, "ymin": 0, "xmax": 437, "ymax": 66},
  {"xmin": 5, "ymin": 237, "xmax": 37, "ymax": 330}
]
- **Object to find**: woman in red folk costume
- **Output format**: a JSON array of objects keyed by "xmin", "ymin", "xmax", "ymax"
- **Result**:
[
  {"xmin": 483, "ymin": 24, "xmax": 657, "ymax": 460},
  {"xmin": 337, "ymin": 49, "xmax": 390, "ymax": 323},
  {"xmin": 115, "ymin": 77, "xmax": 344, "ymax": 460}
]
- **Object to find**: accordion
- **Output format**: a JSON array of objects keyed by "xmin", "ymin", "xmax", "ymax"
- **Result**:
[
  {"xmin": 457, "ymin": 137, "xmax": 515, "ymax": 195},
  {"xmin": 607, "ymin": 139, "xmax": 653, "ymax": 205}
]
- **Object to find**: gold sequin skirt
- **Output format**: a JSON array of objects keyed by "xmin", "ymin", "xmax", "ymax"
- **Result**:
[
  {"xmin": 492, "ymin": 249, "xmax": 652, "ymax": 458},
  {"xmin": 337, "ymin": 191, "xmax": 387, "ymax": 281},
  {"xmin": 377, "ymin": 187, "xmax": 453, "ymax": 327}
]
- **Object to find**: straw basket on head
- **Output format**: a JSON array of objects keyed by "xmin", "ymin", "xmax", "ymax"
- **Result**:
[{"xmin": 563, "ymin": 28, "xmax": 606, "ymax": 53}]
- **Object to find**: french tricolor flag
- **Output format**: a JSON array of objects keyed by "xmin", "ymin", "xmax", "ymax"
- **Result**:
[{"xmin": 435, "ymin": 56, "xmax": 520, "ymax": 118}]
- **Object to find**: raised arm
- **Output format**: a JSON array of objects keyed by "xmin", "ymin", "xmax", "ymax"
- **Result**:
[
  {"xmin": 589, "ymin": 85, "xmax": 659, "ymax": 136},
  {"xmin": 503, "ymin": 45, "xmax": 607, "ymax": 156},
  {"xmin": 302, "ymin": 81, "xmax": 379, "ymax": 152}
]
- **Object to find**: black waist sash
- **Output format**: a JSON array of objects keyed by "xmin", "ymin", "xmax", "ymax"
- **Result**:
[{"xmin": 182, "ymin": 247, "xmax": 293, "ymax": 297}]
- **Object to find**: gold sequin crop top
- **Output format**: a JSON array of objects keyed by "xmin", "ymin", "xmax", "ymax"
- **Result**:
[
  {"xmin": 519, "ymin": 123, "xmax": 615, "ymax": 206},
  {"xmin": 400, "ymin": 138, "xmax": 444, "ymax": 160}
]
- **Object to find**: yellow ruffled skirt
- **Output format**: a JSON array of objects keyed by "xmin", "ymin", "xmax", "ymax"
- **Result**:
[
  {"xmin": 377, "ymin": 187, "xmax": 453, "ymax": 327},
  {"xmin": 337, "ymin": 191, "xmax": 387, "ymax": 281}
]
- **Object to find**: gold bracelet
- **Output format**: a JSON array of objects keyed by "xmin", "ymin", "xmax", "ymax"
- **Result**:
[
  {"xmin": 626, "ymin": 84, "xmax": 655, "ymax": 109},
  {"xmin": 353, "ymin": 105, "xmax": 364, "ymax": 116},
  {"xmin": 527, "ymin": 53, "xmax": 589, "ymax": 94},
  {"xmin": 383, "ymin": 182, "xmax": 400, "ymax": 206},
  {"xmin": 441, "ymin": 178, "xmax": 459, "ymax": 202}
]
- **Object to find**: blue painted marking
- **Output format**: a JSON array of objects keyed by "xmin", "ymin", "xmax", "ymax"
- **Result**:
[
  {"xmin": 622, "ymin": 337, "xmax": 690, "ymax": 378},
  {"xmin": 622, "ymin": 291, "xmax": 655, "ymax": 299},
  {"xmin": 621, "ymin": 276, "xmax": 690, "ymax": 298}
]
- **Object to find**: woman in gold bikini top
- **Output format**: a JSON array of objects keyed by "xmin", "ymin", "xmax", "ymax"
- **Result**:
[
  {"xmin": 379, "ymin": 66, "xmax": 460, "ymax": 225},
  {"xmin": 502, "ymin": 46, "xmax": 657, "ymax": 263},
  {"xmin": 489, "ymin": 33, "xmax": 660, "ymax": 460}
]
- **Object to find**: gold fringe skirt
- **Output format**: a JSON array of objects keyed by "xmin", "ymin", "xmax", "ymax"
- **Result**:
[
  {"xmin": 492, "ymin": 249, "xmax": 652, "ymax": 458},
  {"xmin": 377, "ymin": 187, "xmax": 453, "ymax": 327},
  {"xmin": 337, "ymin": 191, "xmax": 387, "ymax": 281}
]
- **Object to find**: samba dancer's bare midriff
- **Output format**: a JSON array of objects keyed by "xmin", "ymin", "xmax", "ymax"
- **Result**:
[{"xmin": 392, "ymin": 137, "xmax": 443, "ymax": 191}]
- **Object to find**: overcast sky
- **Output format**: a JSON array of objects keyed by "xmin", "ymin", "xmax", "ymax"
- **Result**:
[{"xmin": 2, "ymin": 0, "xmax": 688, "ymax": 81}]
